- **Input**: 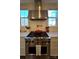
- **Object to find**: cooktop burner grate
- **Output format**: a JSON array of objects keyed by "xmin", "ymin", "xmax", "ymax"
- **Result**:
[{"xmin": 27, "ymin": 31, "xmax": 49, "ymax": 37}]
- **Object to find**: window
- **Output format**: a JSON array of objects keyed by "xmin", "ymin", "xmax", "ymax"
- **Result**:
[
  {"xmin": 48, "ymin": 10, "xmax": 58, "ymax": 26},
  {"xmin": 20, "ymin": 10, "xmax": 29, "ymax": 26}
]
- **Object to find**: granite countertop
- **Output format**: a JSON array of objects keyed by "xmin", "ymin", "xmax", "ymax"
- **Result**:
[{"xmin": 20, "ymin": 32, "xmax": 58, "ymax": 37}]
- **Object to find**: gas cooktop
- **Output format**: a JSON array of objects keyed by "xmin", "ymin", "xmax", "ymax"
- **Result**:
[{"xmin": 27, "ymin": 31, "xmax": 49, "ymax": 37}]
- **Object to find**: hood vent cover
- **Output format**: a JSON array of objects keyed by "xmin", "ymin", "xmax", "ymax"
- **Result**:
[{"xmin": 30, "ymin": 0, "xmax": 47, "ymax": 20}]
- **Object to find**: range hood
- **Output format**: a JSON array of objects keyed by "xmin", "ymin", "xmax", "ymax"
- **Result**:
[{"xmin": 30, "ymin": 0, "xmax": 47, "ymax": 20}]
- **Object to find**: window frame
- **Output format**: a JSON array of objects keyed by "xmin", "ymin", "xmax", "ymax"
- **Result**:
[
  {"xmin": 48, "ymin": 9, "xmax": 58, "ymax": 27},
  {"xmin": 20, "ymin": 9, "xmax": 29, "ymax": 27}
]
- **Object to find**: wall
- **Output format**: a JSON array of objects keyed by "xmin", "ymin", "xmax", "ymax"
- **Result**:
[
  {"xmin": 20, "ymin": 3, "xmax": 57, "ymax": 10},
  {"xmin": 50, "ymin": 37, "xmax": 58, "ymax": 56},
  {"xmin": 20, "ymin": 37, "xmax": 25, "ymax": 56},
  {"xmin": 29, "ymin": 20, "xmax": 58, "ymax": 32},
  {"xmin": 49, "ymin": 26, "xmax": 58, "ymax": 32},
  {"xmin": 20, "ymin": 19, "xmax": 58, "ymax": 32},
  {"xmin": 29, "ymin": 20, "xmax": 48, "ymax": 31}
]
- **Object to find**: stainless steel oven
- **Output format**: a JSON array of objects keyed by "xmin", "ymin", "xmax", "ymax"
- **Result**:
[{"xmin": 25, "ymin": 31, "xmax": 51, "ymax": 59}]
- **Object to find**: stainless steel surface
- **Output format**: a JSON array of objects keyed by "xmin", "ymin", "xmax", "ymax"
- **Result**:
[
  {"xmin": 25, "ymin": 32, "xmax": 50, "ymax": 59},
  {"xmin": 29, "ymin": 0, "xmax": 47, "ymax": 20}
]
